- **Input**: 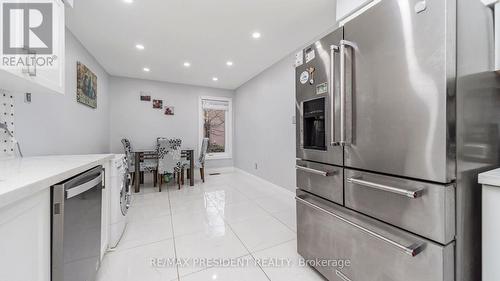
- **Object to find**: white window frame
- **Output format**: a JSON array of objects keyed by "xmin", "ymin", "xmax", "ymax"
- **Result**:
[{"xmin": 198, "ymin": 96, "xmax": 233, "ymax": 160}]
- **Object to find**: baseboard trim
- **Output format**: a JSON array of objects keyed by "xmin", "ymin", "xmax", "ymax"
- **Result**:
[
  {"xmin": 233, "ymin": 168, "xmax": 295, "ymax": 197},
  {"xmin": 205, "ymin": 166, "xmax": 235, "ymax": 175}
]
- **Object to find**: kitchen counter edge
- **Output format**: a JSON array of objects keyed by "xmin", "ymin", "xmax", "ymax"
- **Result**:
[
  {"xmin": 479, "ymin": 168, "xmax": 500, "ymax": 187},
  {"xmin": 0, "ymin": 154, "xmax": 115, "ymax": 209}
]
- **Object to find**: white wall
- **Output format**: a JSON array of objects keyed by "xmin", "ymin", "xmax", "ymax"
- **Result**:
[
  {"xmin": 234, "ymin": 3, "xmax": 338, "ymax": 192},
  {"xmin": 109, "ymin": 77, "xmax": 234, "ymax": 168},
  {"xmin": 234, "ymin": 54, "xmax": 297, "ymax": 191},
  {"xmin": 13, "ymin": 29, "xmax": 110, "ymax": 156}
]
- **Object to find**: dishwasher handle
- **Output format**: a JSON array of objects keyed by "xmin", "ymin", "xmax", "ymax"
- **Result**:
[{"xmin": 65, "ymin": 173, "xmax": 103, "ymax": 199}]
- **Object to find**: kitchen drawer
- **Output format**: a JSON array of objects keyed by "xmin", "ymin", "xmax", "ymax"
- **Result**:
[
  {"xmin": 344, "ymin": 169, "xmax": 455, "ymax": 244},
  {"xmin": 296, "ymin": 160, "xmax": 343, "ymax": 205},
  {"xmin": 296, "ymin": 190, "xmax": 454, "ymax": 281}
]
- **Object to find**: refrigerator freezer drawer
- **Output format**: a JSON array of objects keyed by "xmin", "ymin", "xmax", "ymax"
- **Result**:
[
  {"xmin": 296, "ymin": 160, "xmax": 343, "ymax": 205},
  {"xmin": 296, "ymin": 190, "xmax": 454, "ymax": 281},
  {"xmin": 344, "ymin": 169, "xmax": 455, "ymax": 244}
]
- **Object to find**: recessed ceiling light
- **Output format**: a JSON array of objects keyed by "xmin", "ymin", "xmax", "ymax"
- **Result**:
[
  {"xmin": 226, "ymin": 61, "xmax": 233, "ymax": 66},
  {"xmin": 143, "ymin": 67, "xmax": 150, "ymax": 72},
  {"xmin": 252, "ymin": 32, "xmax": 261, "ymax": 39},
  {"xmin": 123, "ymin": 0, "xmax": 133, "ymax": 3},
  {"xmin": 183, "ymin": 62, "xmax": 191, "ymax": 67},
  {"xmin": 135, "ymin": 44, "xmax": 144, "ymax": 50},
  {"xmin": 212, "ymin": 77, "xmax": 219, "ymax": 81}
]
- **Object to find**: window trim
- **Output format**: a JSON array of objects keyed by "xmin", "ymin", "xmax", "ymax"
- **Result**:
[{"xmin": 198, "ymin": 96, "xmax": 233, "ymax": 160}]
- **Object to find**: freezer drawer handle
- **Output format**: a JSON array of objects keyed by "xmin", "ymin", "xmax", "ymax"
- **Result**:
[
  {"xmin": 347, "ymin": 177, "xmax": 424, "ymax": 199},
  {"xmin": 295, "ymin": 196, "xmax": 424, "ymax": 257},
  {"xmin": 296, "ymin": 165, "xmax": 335, "ymax": 177},
  {"xmin": 65, "ymin": 173, "xmax": 103, "ymax": 199},
  {"xmin": 335, "ymin": 270, "xmax": 352, "ymax": 281}
]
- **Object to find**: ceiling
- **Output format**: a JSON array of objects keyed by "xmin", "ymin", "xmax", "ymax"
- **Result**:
[{"xmin": 65, "ymin": 0, "xmax": 336, "ymax": 90}]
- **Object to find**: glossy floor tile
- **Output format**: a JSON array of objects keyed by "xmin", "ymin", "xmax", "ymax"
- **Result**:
[
  {"xmin": 174, "ymin": 228, "xmax": 249, "ymax": 276},
  {"xmin": 254, "ymin": 195, "xmax": 295, "ymax": 213},
  {"xmin": 253, "ymin": 240, "xmax": 326, "ymax": 281},
  {"xmin": 272, "ymin": 209, "xmax": 297, "ymax": 232},
  {"xmin": 116, "ymin": 216, "xmax": 173, "ymax": 251},
  {"xmin": 97, "ymin": 171, "xmax": 324, "ymax": 281},
  {"xmin": 217, "ymin": 201, "xmax": 270, "ymax": 223},
  {"xmin": 97, "ymin": 239, "xmax": 178, "ymax": 281},
  {"xmin": 179, "ymin": 256, "xmax": 269, "ymax": 281},
  {"xmin": 229, "ymin": 215, "xmax": 295, "ymax": 252},
  {"xmin": 170, "ymin": 206, "xmax": 224, "ymax": 237}
]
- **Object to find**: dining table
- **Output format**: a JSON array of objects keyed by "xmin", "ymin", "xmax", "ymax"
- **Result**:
[{"xmin": 134, "ymin": 148, "xmax": 195, "ymax": 192}]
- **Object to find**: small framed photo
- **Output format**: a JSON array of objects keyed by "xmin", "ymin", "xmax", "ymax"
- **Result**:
[
  {"xmin": 152, "ymin": 99, "xmax": 163, "ymax": 109},
  {"xmin": 164, "ymin": 106, "xmax": 174, "ymax": 115},
  {"xmin": 140, "ymin": 95, "xmax": 151, "ymax": 101},
  {"xmin": 76, "ymin": 62, "xmax": 97, "ymax": 108}
]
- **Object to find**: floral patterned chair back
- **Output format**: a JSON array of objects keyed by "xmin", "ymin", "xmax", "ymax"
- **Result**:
[
  {"xmin": 198, "ymin": 138, "xmax": 209, "ymax": 166},
  {"xmin": 121, "ymin": 138, "xmax": 134, "ymax": 170},
  {"xmin": 157, "ymin": 138, "xmax": 182, "ymax": 174}
]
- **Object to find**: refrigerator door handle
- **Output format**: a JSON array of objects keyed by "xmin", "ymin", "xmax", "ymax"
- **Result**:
[
  {"xmin": 339, "ymin": 40, "xmax": 355, "ymax": 146},
  {"xmin": 335, "ymin": 270, "xmax": 353, "ymax": 281},
  {"xmin": 330, "ymin": 45, "xmax": 340, "ymax": 146},
  {"xmin": 296, "ymin": 165, "xmax": 335, "ymax": 177},
  {"xmin": 346, "ymin": 177, "xmax": 425, "ymax": 199},
  {"xmin": 482, "ymin": 0, "xmax": 499, "ymax": 69},
  {"xmin": 296, "ymin": 195, "xmax": 424, "ymax": 257},
  {"xmin": 299, "ymin": 101, "xmax": 304, "ymax": 149}
]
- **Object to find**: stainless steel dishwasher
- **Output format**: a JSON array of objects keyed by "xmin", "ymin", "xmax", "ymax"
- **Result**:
[{"xmin": 52, "ymin": 166, "xmax": 103, "ymax": 281}]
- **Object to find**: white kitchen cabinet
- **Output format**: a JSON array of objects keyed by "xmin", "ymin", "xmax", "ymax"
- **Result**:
[
  {"xmin": 479, "ymin": 169, "xmax": 500, "ymax": 281},
  {"xmin": 0, "ymin": 189, "xmax": 50, "ymax": 281},
  {"xmin": 0, "ymin": 0, "xmax": 65, "ymax": 95}
]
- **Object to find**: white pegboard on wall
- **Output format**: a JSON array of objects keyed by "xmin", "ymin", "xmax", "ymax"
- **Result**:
[{"xmin": 0, "ymin": 91, "xmax": 15, "ymax": 158}]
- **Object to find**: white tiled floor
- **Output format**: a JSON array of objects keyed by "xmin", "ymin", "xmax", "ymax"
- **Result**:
[{"xmin": 97, "ymin": 171, "xmax": 326, "ymax": 281}]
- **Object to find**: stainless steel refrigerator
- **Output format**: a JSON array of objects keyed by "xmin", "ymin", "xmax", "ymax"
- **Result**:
[{"xmin": 295, "ymin": 0, "xmax": 500, "ymax": 280}]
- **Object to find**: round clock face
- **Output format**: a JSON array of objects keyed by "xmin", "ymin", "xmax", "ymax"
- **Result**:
[{"xmin": 299, "ymin": 71, "xmax": 309, "ymax": 84}]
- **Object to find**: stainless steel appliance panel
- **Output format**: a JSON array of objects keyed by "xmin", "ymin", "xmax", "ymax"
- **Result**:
[
  {"xmin": 344, "ymin": 169, "xmax": 455, "ymax": 244},
  {"xmin": 341, "ymin": 0, "xmax": 455, "ymax": 183},
  {"xmin": 296, "ymin": 190, "xmax": 454, "ymax": 281},
  {"xmin": 296, "ymin": 159, "xmax": 343, "ymax": 205},
  {"xmin": 52, "ymin": 166, "xmax": 103, "ymax": 281},
  {"xmin": 456, "ymin": 0, "xmax": 500, "ymax": 280},
  {"xmin": 296, "ymin": 28, "xmax": 343, "ymax": 166}
]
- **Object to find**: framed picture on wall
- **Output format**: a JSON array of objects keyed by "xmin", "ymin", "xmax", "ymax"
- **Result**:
[
  {"xmin": 140, "ymin": 91, "xmax": 151, "ymax": 101},
  {"xmin": 153, "ymin": 99, "xmax": 163, "ymax": 109},
  {"xmin": 76, "ymin": 62, "xmax": 97, "ymax": 109},
  {"xmin": 164, "ymin": 106, "xmax": 174, "ymax": 115}
]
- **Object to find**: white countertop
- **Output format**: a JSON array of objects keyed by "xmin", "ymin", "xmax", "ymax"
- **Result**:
[
  {"xmin": 0, "ymin": 154, "xmax": 114, "ymax": 209},
  {"xmin": 479, "ymin": 168, "xmax": 500, "ymax": 187}
]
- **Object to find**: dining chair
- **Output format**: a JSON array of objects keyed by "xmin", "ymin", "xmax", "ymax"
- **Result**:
[
  {"xmin": 195, "ymin": 138, "xmax": 209, "ymax": 183},
  {"xmin": 183, "ymin": 138, "xmax": 208, "ymax": 184},
  {"xmin": 121, "ymin": 138, "xmax": 158, "ymax": 186},
  {"xmin": 157, "ymin": 138, "xmax": 188, "ymax": 191}
]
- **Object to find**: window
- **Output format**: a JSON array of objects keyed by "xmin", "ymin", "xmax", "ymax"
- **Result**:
[{"xmin": 199, "ymin": 96, "xmax": 232, "ymax": 159}]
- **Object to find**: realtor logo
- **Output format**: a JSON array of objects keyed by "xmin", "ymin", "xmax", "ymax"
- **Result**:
[{"xmin": 2, "ymin": 2, "xmax": 53, "ymax": 54}]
